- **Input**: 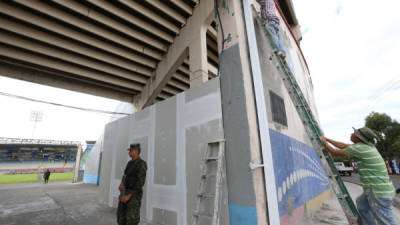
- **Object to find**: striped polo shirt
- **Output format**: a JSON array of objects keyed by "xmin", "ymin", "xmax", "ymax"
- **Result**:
[{"xmin": 343, "ymin": 143, "xmax": 395, "ymax": 198}]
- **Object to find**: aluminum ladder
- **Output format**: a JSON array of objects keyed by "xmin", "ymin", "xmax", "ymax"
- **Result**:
[
  {"xmin": 271, "ymin": 49, "xmax": 362, "ymax": 224},
  {"xmin": 192, "ymin": 140, "xmax": 225, "ymax": 225}
]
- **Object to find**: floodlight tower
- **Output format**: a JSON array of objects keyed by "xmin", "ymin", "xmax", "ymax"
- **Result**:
[{"xmin": 30, "ymin": 110, "xmax": 43, "ymax": 138}]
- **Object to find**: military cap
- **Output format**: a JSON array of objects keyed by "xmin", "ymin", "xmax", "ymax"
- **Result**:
[{"xmin": 127, "ymin": 143, "xmax": 141, "ymax": 151}]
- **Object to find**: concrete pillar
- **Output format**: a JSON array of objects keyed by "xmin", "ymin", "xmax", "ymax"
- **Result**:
[
  {"xmin": 189, "ymin": 25, "xmax": 208, "ymax": 87},
  {"xmin": 216, "ymin": 0, "xmax": 269, "ymax": 224},
  {"xmin": 73, "ymin": 143, "xmax": 82, "ymax": 183}
]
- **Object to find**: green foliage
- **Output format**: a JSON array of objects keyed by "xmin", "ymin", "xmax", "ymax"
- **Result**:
[
  {"xmin": 365, "ymin": 112, "xmax": 400, "ymax": 159},
  {"xmin": 0, "ymin": 172, "xmax": 73, "ymax": 184}
]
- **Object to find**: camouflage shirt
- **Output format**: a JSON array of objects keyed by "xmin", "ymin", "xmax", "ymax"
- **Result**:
[{"xmin": 123, "ymin": 157, "xmax": 147, "ymax": 198}]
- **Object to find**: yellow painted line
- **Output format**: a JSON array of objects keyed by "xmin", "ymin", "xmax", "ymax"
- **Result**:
[{"xmin": 305, "ymin": 189, "xmax": 331, "ymax": 216}]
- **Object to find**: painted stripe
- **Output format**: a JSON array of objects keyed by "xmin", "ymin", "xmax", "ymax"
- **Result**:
[
  {"xmin": 352, "ymin": 149, "xmax": 376, "ymax": 154},
  {"xmin": 229, "ymin": 205, "xmax": 258, "ymax": 225},
  {"xmin": 361, "ymin": 182, "xmax": 393, "ymax": 186},
  {"xmin": 363, "ymin": 156, "xmax": 381, "ymax": 160},
  {"xmin": 362, "ymin": 176, "xmax": 389, "ymax": 179},
  {"xmin": 364, "ymin": 162, "xmax": 385, "ymax": 166},
  {"xmin": 359, "ymin": 168, "xmax": 386, "ymax": 172},
  {"xmin": 373, "ymin": 190, "xmax": 395, "ymax": 194}
]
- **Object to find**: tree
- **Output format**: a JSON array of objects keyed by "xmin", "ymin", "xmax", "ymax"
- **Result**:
[{"xmin": 365, "ymin": 112, "xmax": 400, "ymax": 159}]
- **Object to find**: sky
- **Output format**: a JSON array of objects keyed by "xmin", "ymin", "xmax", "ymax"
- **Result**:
[
  {"xmin": 0, "ymin": 76, "xmax": 127, "ymax": 143},
  {"xmin": 292, "ymin": 0, "xmax": 400, "ymax": 142}
]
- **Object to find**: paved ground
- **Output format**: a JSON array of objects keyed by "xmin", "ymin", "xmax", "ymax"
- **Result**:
[
  {"xmin": 342, "ymin": 173, "xmax": 400, "ymax": 190},
  {"xmin": 0, "ymin": 181, "xmax": 116, "ymax": 225},
  {"xmin": 1, "ymin": 180, "xmax": 399, "ymax": 225},
  {"xmin": 342, "ymin": 173, "xmax": 400, "ymax": 207},
  {"xmin": 305, "ymin": 182, "xmax": 400, "ymax": 225}
]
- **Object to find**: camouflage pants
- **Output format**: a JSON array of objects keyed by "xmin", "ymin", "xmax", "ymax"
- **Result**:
[{"xmin": 117, "ymin": 197, "xmax": 141, "ymax": 225}]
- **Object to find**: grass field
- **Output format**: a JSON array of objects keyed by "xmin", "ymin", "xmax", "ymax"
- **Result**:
[{"xmin": 0, "ymin": 172, "xmax": 74, "ymax": 184}]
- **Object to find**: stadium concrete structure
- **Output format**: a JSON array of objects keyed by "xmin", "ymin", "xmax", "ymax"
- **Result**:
[
  {"xmin": 0, "ymin": 137, "xmax": 79, "ymax": 174},
  {"xmin": 1, "ymin": 0, "xmax": 332, "ymax": 224}
]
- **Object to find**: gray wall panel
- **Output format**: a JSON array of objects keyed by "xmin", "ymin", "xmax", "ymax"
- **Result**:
[
  {"xmin": 154, "ymin": 98, "xmax": 177, "ymax": 185},
  {"xmin": 98, "ymin": 79, "xmax": 226, "ymax": 225},
  {"xmin": 219, "ymin": 44, "xmax": 257, "ymax": 207}
]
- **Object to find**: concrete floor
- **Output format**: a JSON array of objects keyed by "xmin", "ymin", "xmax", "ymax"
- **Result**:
[
  {"xmin": 1, "ymin": 180, "xmax": 399, "ymax": 225},
  {"xmin": 342, "ymin": 173, "xmax": 400, "ymax": 190},
  {"xmin": 342, "ymin": 173, "xmax": 400, "ymax": 207},
  {"xmin": 0, "ymin": 181, "xmax": 116, "ymax": 225},
  {"xmin": 305, "ymin": 182, "xmax": 400, "ymax": 225}
]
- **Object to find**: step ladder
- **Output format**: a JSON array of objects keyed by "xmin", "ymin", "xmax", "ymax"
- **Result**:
[
  {"xmin": 192, "ymin": 140, "xmax": 225, "ymax": 225},
  {"xmin": 271, "ymin": 45, "xmax": 362, "ymax": 224}
]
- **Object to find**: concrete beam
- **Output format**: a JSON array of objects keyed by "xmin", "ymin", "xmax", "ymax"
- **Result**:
[
  {"xmin": 189, "ymin": 25, "xmax": 208, "ymax": 87},
  {"xmin": 10, "ymin": 0, "xmax": 163, "ymax": 59},
  {"xmin": 173, "ymin": 73, "xmax": 189, "ymax": 83},
  {"xmin": 0, "ymin": 31, "xmax": 149, "ymax": 84},
  {"xmin": 145, "ymin": 0, "xmax": 186, "ymax": 24},
  {"xmin": 87, "ymin": 0, "xmax": 174, "ymax": 43},
  {"xmin": 207, "ymin": 37, "xmax": 218, "ymax": 52},
  {"xmin": 207, "ymin": 49, "xmax": 219, "ymax": 64},
  {"xmin": 0, "ymin": 44, "xmax": 143, "ymax": 91},
  {"xmin": 133, "ymin": 0, "xmax": 214, "ymax": 109},
  {"xmin": 208, "ymin": 63, "xmax": 218, "ymax": 77},
  {"xmin": 0, "ymin": 62, "xmax": 135, "ymax": 102},
  {"xmin": 0, "ymin": 2, "xmax": 159, "ymax": 67},
  {"xmin": 49, "ymin": 0, "xmax": 167, "ymax": 51},
  {"xmin": 0, "ymin": 18, "xmax": 152, "ymax": 76},
  {"xmin": 119, "ymin": 0, "xmax": 180, "ymax": 34},
  {"xmin": 133, "ymin": 48, "xmax": 188, "ymax": 109},
  {"xmin": 207, "ymin": 27, "xmax": 218, "ymax": 41},
  {"xmin": 169, "ymin": 0, "xmax": 193, "ymax": 15}
]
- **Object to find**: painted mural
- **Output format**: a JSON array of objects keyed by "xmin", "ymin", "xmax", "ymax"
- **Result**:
[{"xmin": 269, "ymin": 129, "xmax": 330, "ymax": 223}]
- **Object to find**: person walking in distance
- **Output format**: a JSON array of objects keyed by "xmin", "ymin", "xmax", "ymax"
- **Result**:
[
  {"xmin": 43, "ymin": 169, "xmax": 51, "ymax": 184},
  {"xmin": 117, "ymin": 143, "xmax": 147, "ymax": 225},
  {"xmin": 320, "ymin": 127, "xmax": 397, "ymax": 225}
]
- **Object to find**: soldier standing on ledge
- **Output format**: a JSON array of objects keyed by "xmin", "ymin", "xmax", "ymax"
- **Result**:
[{"xmin": 117, "ymin": 143, "xmax": 147, "ymax": 225}]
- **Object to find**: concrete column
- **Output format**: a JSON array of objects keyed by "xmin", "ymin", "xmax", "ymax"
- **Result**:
[
  {"xmin": 73, "ymin": 143, "xmax": 82, "ymax": 183},
  {"xmin": 189, "ymin": 25, "xmax": 208, "ymax": 87},
  {"xmin": 216, "ymin": 0, "xmax": 269, "ymax": 224}
]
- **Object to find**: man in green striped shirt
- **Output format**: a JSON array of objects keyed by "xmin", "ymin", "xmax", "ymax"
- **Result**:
[{"xmin": 321, "ymin": 127, "xmax": 397, "ymax": 225}]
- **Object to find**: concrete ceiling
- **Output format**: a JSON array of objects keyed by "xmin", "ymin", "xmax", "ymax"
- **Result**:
[{"xmin": 0, "ymin": 0, "xmax": 219, "ymax": 103}]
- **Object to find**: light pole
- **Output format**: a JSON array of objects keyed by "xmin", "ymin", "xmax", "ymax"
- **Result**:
[{"xmin": 30, "ymin": 110, "xmax": 43, "ymax": 139}]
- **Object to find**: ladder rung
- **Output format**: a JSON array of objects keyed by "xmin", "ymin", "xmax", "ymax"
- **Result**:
[
  {"xmin": 205, "ymin": 157, "xmax": 219, "ymax": 161},
  {"xmin": 194, "ymin": 212, "xmax": 213, "ymax": 218},
  {"xmin": 201, "ymin": 174, "xmax": 216, "ymax": 179},
  {"xmin": 337, "ymin": 194, "xmax": 349, "ymax": 200},
  {"xmin": 198, "ymin": 193, "xmax": 215, "ymax": 198}
]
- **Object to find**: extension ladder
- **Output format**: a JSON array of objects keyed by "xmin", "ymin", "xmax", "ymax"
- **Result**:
[
  {"xmin": 272, "ymin": 50, "xmax": 362, "ymax": 224},
  {"xmin": 192, "ymin": 140, "xmax": 225, "ymax": 225}
]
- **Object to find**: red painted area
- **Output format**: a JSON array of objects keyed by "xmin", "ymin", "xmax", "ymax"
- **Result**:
[{"xmin": 279, "ymin": 205, "xmax": 305, "ymax": 225}]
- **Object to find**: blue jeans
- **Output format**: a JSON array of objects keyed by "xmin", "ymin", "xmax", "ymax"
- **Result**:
[
  {"xmin": 356, "ymin": 192, "xmax": 397, "ymax": 225},
  {"xmin": 265, "ymin": 20, "xmax": 286, "ymax": 55}
]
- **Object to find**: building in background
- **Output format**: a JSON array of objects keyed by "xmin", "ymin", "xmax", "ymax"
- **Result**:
[{"xmin": 0, "ymin": 137, "xmax": 78, "ymax": 174}]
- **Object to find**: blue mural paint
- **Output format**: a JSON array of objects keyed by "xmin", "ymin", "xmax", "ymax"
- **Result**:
[
  {"xmin": 229, "ymin": 204, "xmax": 257, "ymax": 225},
  {"xmin": 269, "ymin": 129, "xmax": 330, "ymax": 217},
  {"xmin": 83, "ymin": 174, "xmax": 99, "ymax": 184}
]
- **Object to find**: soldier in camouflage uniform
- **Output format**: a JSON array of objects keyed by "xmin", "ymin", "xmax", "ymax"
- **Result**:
[{"xmin": 117, "ymin": 143, "xmax": 147, "ymax": 225}]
